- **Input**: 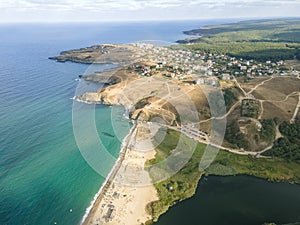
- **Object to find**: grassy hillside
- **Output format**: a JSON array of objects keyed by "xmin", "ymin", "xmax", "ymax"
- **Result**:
[
  {"xmin": 176, "ymin": 18, "xmax": 300, "ymax": 61},
  {"xmin": 183, "ymin": 18, "xmax": 300, "ymax": 42}
]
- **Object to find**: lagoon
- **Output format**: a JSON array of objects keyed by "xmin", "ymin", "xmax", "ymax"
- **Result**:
[{"xmin": 154, "ymin": 175, "xmax": 300, "ymax": 225}]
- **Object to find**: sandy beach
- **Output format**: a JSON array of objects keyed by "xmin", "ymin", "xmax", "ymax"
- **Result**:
[{"xmin": 82, "ymin": 122, "xmax": 160, "ymax": 225}]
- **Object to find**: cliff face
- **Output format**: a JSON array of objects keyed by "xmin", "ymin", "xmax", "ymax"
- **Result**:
[
  {"xmin": 76, "ymin": 82, "xmax": 136, "ymax": 109},
  {"xmin": 75, "ymin": 72, "xmax": 211, "ymax": 127},
  {"xmin": 75, "ymin": 92, "xmax": 101, "ymax": 103}
]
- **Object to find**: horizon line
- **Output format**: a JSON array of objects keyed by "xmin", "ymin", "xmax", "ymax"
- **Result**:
[{"xmin": 1, "ymin": 16, "xmax": 300, "ymax": 24}]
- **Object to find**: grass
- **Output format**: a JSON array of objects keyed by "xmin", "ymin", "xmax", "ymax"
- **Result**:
[
  {"xmin": 146, "ymin": 129, "xmax": 300, "ymax": 224},
  {"xmin": 208, "ymin": 150, "xmax": 300, "ymax": 183},
  {"xmin": 146, "ymin": 129, "xmax": 206, "ymax": 222}
]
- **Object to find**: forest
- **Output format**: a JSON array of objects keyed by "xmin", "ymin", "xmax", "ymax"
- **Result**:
[
  {"xmin": 263, "ymin": 121, "xmax": 300, "ymax": 162},
  {"xmin": 177, "ymin": 18, "xmax": 300, "ymax": 61}
]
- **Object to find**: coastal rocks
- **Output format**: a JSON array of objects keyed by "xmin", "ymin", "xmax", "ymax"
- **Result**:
[
  {"xmin": 79, "ymin": 68, "xmax": 130, "ymax": 85},
  {"xmin": 75, "ymin": 73, "xmax": 209, "ymax": 126},
  {"xmin": 75, "ymin": 87, "xmax": 130, "ymax": 107},
  {"xmin": 75, "ymin": 92, "xmax": 101, "ymax": 104},
  {"xmin": 75, "ymin": 66, "xmax": 140, "ymax": 109}
]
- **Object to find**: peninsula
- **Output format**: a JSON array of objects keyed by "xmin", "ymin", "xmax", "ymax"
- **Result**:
[{"xmin": 50, "ymin": 18, "xmax": 300, "ymax": 225}]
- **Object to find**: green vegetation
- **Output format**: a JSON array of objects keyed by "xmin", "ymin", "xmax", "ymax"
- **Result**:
[
  {"xmin": 272, "ymin": 30, "xmax": 300, "ymax": 43},
  {"xmin": 225, "ymin": 121, "xmax": 250, "ymax": 149},
  {"xmin": 224, "ymin": 88, "xmax": 237, "ymax": 110},
  {"xmin": 241, "ymin": 99, "xmax": 260, "ymax": 118},
  {"xmin": 147, "ymin": 129, "xmax": 180, "ymax": 165},
  {"xmin": 184, "ymin": 19, "xmax": 300, "ymax": 41},
  {"xmin": 225, "ymin": 118, "xmax": 277, "ymax": 150},
  {"xmin": 205, "ymin": 162, "xmax": 236, "ymax": 176},
  {"xmin": 260, "ymin": 119, "xmax": 277, "ymax": 143},
  {"xmin": 146, "ymin": 128, "xmax": 300, "ymax": 224},
  {"xmin": 145, "ymin": 18, "xmax": 300, "ymax": 225},
  {"xmin": 263, "ymin": 121, "xmax": 300, "ymax": 162},
  {"xmin": 176, "ymin": 19, "xmax": 300, "ymax": 61},
  {"xmin": 146, "ymin": 129, "xmax": 206, "ymax": 222},
  {"xmin": 178, "ymin": 42, "xmax": 299, "ymax": 61},
  {"xmin": 207, "ymin": 150, "xmax": 300, "ymax": 183},
  {"xmin": 135, "ymin": 97, "xmax": 150, "ymax": 110}
]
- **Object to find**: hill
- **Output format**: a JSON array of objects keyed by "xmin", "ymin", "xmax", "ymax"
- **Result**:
[{"xmin": 177, "ymin": 18, "xmax": 300, "ymax": 61}]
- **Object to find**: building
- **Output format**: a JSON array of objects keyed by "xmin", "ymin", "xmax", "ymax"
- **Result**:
[
  {"xmin": 195, "ymin": 78, "xmax": 205, "ymax": 84},
  {"xmin": 222, "ymin": 73, "xmax": 231, "ymax": 81}
]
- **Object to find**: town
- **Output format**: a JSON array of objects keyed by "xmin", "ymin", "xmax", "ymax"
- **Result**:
[{"xmin": 127, "ymin": 42, "xmax": 294, "ymax": 87}]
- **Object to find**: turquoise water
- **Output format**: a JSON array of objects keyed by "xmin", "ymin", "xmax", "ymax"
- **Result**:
[{"xmin": 0, "ymin": 21, "xmax": 229, "ymax": 225}]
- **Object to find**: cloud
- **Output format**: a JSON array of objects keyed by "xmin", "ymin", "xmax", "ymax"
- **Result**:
[
  {"xmin": 0, "ymin": 0, "xmax": 299, "ymax": 11},
  {"xmin": 0, "ymin": 0, "xmax": 299, "ymax": 22}
]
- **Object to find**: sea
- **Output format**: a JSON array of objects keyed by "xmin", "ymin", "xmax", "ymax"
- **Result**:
[
  {"xmin": 0, "ymin": 20, "xmax": 228, "ymax": 225},
  {"xmin": 1, "ymin": 20, "xmax": 300, "ymax": 225}
]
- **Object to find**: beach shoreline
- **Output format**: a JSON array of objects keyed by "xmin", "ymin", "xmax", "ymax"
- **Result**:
[
  {"xmin": 80, "ymin": 121, "xmax": 138, "ymax": 225},
  {"xmin": 80, "ymin": 121, "xmax": 158, "ymax": 225}
]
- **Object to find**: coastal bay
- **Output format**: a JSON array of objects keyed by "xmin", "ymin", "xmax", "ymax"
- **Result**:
[
  {"xmin": 0, "ymin": 20, "xmax": 212, "ymax": 225},
  {"xmin": 2, "ymin": 19, "xmax": 300, "ymax": 225},
  {"xmin": 72, "ymin": 18, "xmax": 300, "ymax": 225},
  {"xmin": 1, "ymin": 0, "xmax": 300, "ymax": 223}
]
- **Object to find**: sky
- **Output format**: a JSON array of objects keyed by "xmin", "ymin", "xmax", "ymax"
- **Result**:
[{"xmin": 0, "ymin": 0, "xmax": 299, "ymax": 23}]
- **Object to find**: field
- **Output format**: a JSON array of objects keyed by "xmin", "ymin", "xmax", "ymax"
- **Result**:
[
  {"xmin": 262, "ymin": 102, "xmax": 292, "ymax": 121},
  {"xmin": 239, "ymin": 76, "xmax": 300, "ymax": 121},
  {"xmin": 286, "ymin": 60, "xmax": 300, "ymax": 71},
  {"xmin": 251, "ymin": 77, "xmax": 300, "ymax": 97},
  {"xmin": 237, "ymin": 76, "xmax": 274, "ymax": 93},
  {"xmin": 218, "ymin": 74, "xmax": 300, "ymax": 151}
]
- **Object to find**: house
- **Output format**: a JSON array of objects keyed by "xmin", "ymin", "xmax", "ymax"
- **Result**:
[
  {"xmin": 195, "ymin": 78, "xmax": 205, "ymax": 84},
  {"xmin": 240, "ymin": 66, "xmax": 247, "ymax": 71},
  {"xmin": 222, "ymin": 73, "xmax": 231, "ymax": 81}
]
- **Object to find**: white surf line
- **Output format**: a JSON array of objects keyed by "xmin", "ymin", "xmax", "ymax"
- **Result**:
[{"xmin": 80, "ymin": 121, "xmax": 137, "ymax": 225}]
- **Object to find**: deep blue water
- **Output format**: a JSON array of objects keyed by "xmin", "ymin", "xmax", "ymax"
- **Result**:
[
  {"xmin": 154, "ymin": 176, "xmax": 300, "ymax": 225},
  {"xmin": 0, "ymin": 20, "xmax": 230, "ymax": 225}
]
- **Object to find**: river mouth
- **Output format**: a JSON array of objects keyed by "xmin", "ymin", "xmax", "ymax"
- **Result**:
[{"xmin": 154, "ymin": 175, "xmax": 300, "ymax": 225}]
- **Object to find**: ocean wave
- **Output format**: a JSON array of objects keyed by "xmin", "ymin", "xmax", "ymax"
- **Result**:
[{"xmin": 72, "ymin": 97, "xmax": 99, "ymax": 104}]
